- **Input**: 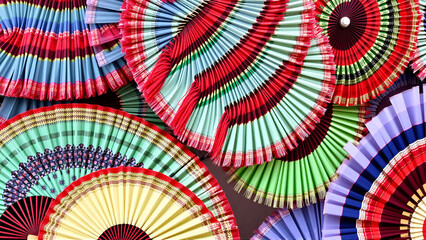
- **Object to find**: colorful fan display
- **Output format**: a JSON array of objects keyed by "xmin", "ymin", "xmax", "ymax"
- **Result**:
[
  {"xmin": 0, "ymin": 0, "xmax": 132, "ymax": 100},
  {"xmin": 365, "ymin": 67, "xmax": 421, "ymax": 121},
  {"xmin": 412, "ymin": 0, "xmax": 426, "ymax": 79},
  {"xmin": 121, "ymin": 1, "xmax": 338, "ymax": 167},
  {"xmin": 228, "ymin": 103, "xmax": 365, "ymax": 209},
  {"xmin": 39, "ymin": 167, "xmax": 224, "ymax": 239},
  {"xmin": 323, "ymin": 86, "xmax": 426, "ymax": 239},
  {"xmin": 252, "ymin": 201, "xmax": 324, "ymax": 240},
  {"xmin": 0, "ymin": 82, "xmax": 168, "ymax": 130},
  {"xmin": 315, "ymin": 0, "xmax": 420, "ymax": 106},
  {"xmin": 0, "ymin": 196, "xmax": 53, "ymax": 239},
  {"xmin": 0, "ymin": 104, "xmax": 238, "ymax": 239}
]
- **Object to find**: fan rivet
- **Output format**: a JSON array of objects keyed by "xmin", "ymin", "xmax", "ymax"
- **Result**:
[{"xmin": 340, "ymin": 17, "xmax": 350, "ymax": 28}]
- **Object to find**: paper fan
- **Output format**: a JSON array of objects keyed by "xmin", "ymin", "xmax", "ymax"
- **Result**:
[
  {"xmin": 119, "ymin": 0, "xmax": 205, "ymax": 86},
  {"xmin": 121, "ymin": 1, "xmax": 338, "ymax": 167},
  {"xmin": 0, "ymin": 196, "xmax": 53, "ymax": 239},
  {"xmin": 412, "ymin": 0, "xmax": 426, "ymax": 79},
  {"xmin": 39, "ymin": 167, "xmax": 223, "ymax": 239},
  {"xmin": 323, "ymin": 85, "xmax": 426, "ymax": 239},
  {"xmin": 0, "ymin": 0, "xmax": 132, "ymax": 100},
  {"xmin": 0, "ymin": 104, "xmax": 238, "ymax": 239},
  {"xmin": 0, "ymin": 82, "xmax": 168, "ymax": 130},
  {"xmin": 365, "ymin": 67, "xmax": 422, "ymax": 121},
  {"xmin": 252, "ymin": 201, "xmax": 324, "ymax": 240},
  {"xmin": 85, "ymin": 0, "xmax": 126, "ymax": 67},
  {"xmin": 228, "ymin": 103, "xmax": 365, "ymax": 208},
  {"xmin": 315, "ymin": 0, "xmax": 420, "ymax": 106}
]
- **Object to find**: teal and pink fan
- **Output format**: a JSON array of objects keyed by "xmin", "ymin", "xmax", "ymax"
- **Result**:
[
  {"xmin": 323, "ymin": 85, "xmax": 426, "ymax": 239},
  {"xmin": 0, "ymin": 82, "xmax": 169, "ymax": 130},
  {"xmin": 252, "ymin": 201, "xmax": 324, "ymax": 240},
  {"xmin": 0, "ymin": 104, "xmax": 238, "ymax": 239},
  {"xmin": 0, "ymin": 0, "xmax": 132, "ymax": 100},
  {"xmin": 120, "ymin": 0, "xmax": 337, "ymax": 167},
  {"xmin": 225, "ymin": 26, "xmax": 361, "ymax": 209},
  {"xmin": 314, "ymin": 0, "xmax": 420, "ymax": 106}
]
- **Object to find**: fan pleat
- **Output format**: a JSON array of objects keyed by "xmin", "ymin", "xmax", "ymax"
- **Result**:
[
  {"xmin": 315, "ymin": 0, "xmax": 420, "ymax": 106},
  {"xmin": 412, "ymin": 0, "xmax": 426, "ymax": 79},
  {"xmin": 323, "ymin": 85, "xmax": 426, "ymax": 239},
  {"xmin": 252, "ymin": 201, "xmax": 324, "ymax": 240},
  {"xmin": 0, "ymin": 103, "xmax": 239, "ymax": 239},
  {"xmin": 39, "ymin": 167, "xmax": 223, "ymax": 239},
  {"xmin": 0, "ymin": 0, "xmax": 132, "ymax": 100},
  {"xmin": 228, "ymin": 103, "xmax": 365, "ymax": 208}
]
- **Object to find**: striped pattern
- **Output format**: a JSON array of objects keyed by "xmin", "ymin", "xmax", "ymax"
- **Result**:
[
  {"xmin": 121, "ymin": 0, "xmax": 336, "ymax": 167},
  {"xmin": 120, "ymin": 0, "xmax": 204, "ymax": 87},
  {"xmin": 0, "ymin": 0, "xmax": 132, "ymax": 100},
  {"xmin": 323, "ymin": 86, "xmax": 426, "ymax": 239},
  {"xmin": 412, "ymin": 0, "xmax": 426, "ymax": 80},
  {"xmin": 365, "ymin": 67, "xmax": 422, "ymax": 121},
  {"xmin": 0, "ymin": 82, "xmax": 170, "ymax": 130},
  {"xmin": 228, "ymin": 104, "xmax": 365, "ymax": 209},
  {"xmin": 85, "ymin": 0, "xmax": 126, "ymax": 67},
  {"xmin": 252, "ymin": 201, "xmax": 324, "ymax": 240},
  {"xmin": 39, "ymin": 167, "xmax": 224, "ymax": 239},
  {"xmin": 315, "ymin": 0, "xmax": 420, "ymax": 106},
  {"xmin": 0, "ymin": 104, "xmax": 239, "ymax": 239}
]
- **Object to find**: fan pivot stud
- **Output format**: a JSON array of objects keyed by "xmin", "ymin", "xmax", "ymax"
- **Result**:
[{"xmin": 340, "ymin": 17, "xmax": 350, "ymax": 28}]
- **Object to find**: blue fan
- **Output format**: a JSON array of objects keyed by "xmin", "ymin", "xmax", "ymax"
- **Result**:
[{"xmin": 252, "ymin": 201, "xmax": 324, "ymax": 240}]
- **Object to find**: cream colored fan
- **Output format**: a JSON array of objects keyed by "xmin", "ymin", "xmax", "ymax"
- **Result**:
[{"xmin": 39, "ymin": 167, "xmax": 224, "ymax": 239}]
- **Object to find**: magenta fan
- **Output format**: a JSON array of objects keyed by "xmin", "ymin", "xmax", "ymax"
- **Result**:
[{"xmin": 120, "ymin": 0, "xmax": 338, "ymax": 167}]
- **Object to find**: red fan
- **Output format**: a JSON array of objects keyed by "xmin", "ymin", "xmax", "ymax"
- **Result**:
[
  {"xmin": 0, "ymin": 196, "xmax": 53, "ymax": 239},
  {"xmin": 315, "ymin": 0, "xmax": 420, "ymax": 105}
]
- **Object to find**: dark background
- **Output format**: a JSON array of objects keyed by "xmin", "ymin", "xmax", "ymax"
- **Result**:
[{"xmin": 202, "ymin": 159, "xmax": 277, "ymax": 239}]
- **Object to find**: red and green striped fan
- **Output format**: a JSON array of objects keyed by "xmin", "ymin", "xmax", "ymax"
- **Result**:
[
  {"xmin": 412, "ymin": 0, "xmax": 426, "ymax": 79},
  {"xmin": 228, "ymin": 104, "xmax": 365, "ymax": 209},
  {"xmin": 0, "ymin": 0, "xmax": 132, "ymax": 100},
  {"xmin": 0, "ymin": 104, "xmax": 239, "ymax": 239},
  {"xmin": 315, "ymin": 0, "xmax": 420, "ymax": 106},
  {"xmin": 39, "ymin": 167, "xmax": 224, "ymax": 239},
  {"xmin": 120, "ymin": 0, "xmax": 338, "ymax": 167}
]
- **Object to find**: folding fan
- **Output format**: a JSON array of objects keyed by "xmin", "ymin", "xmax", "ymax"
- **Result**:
[
  {"xmin": 0, "ymin": 196, "xmax": 53, "ymax": 239},
  {"xmin": 228, "ymin": 103, "xmax": 365, "ymax": 209},
  {"xmin": 314, "ymin": 0, "xmax": 420, "ymax": 106},
  {"xmin": 323, "ymin": 85, "xmax": 426, "ymax": 239},
  {"xmin": 412, "ymin": 0, "xmax": 426, "ymax": 79},
  {"xmin": 252, "ymin": 201, "xmax": 324, "ymax": 240},
  {"xmin": 39, "ymin": 167, "xmax": 223, "ymax": 239},
  {"xmin": 365, "ymin": 67, "xmax": 421, "ymax": 121},
  {"xmin": 0, "ymin": 82, "xmax": 168, "ymax": 130},
  {"xmin": 85, "ymin": 0, "xmax": 126, "ymax": 67},
  {"xmin": 0, "ymin": 0, "xmax": 132, "ymax": 100},
  {"xmin": 121, "ymin": 1, "xmax": 337, "ymax": 167},
  {"xmin": 85, "ymin": 0, "xmax": 123, "ymax": 45},
  {"xmin": 0, "ymin": 104, "xmax": 239, "ymax": 239}
]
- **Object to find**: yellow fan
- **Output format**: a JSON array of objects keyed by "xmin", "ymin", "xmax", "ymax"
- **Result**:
[{"xmin": 39, "ymin": 167, "xmax": 224, "ymax": 239}]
